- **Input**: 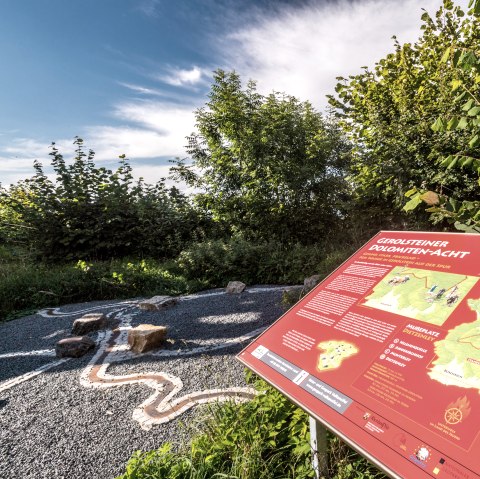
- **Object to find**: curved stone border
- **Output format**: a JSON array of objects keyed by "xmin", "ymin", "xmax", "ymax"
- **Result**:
[{"xmin": 78, "ymin": 306, "xmax": 256, "ymax": 429}]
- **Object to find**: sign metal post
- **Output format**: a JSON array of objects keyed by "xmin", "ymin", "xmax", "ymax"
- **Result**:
[{"xmin": 309, "ymin": 416, "xmax": 328, "ymax": 478}]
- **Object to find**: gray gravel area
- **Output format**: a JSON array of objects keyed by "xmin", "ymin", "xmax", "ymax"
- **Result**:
[{"xmin": 0, "ymin": 286, "xmax": 287, "ymax": 479}]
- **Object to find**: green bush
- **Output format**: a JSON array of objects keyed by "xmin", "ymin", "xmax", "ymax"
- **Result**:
[
  {"xmin": 119, "ymin": 374, "xmax": 314, "ymax": 479},
  {"xmin": 0, "ymin": 237, "xmax": 354, "ymax": 321},
  {"xmin": 328, "ymin": 1, "xmax": 480, "ymax": 228},
  {"xmin": 177, "ymin": 236, "xmax": 354, "ymax": 287},
  {"xmin": 174, "ymin": 70, "xmax": 351, "ymax": 245},
  {"xmin": 0, "ymin": 138, "xmax": 211, "ymax": 262}
]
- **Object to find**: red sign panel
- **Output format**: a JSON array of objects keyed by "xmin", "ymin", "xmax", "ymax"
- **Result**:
[{"xmin": 238, "ymin": 231, "xmax": 480, "ymax": 479}]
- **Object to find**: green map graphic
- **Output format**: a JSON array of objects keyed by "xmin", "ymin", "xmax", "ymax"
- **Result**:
[
  {"xmin": 363, "ymin": 267, "xmax": 478, "ymax": 326},
  {"xmin": 428, "ymin": 299, "xmax": 480, "ymax": 391}
]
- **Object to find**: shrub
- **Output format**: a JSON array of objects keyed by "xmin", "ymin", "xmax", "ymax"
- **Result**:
[
  {"xmin": 0, "ymin": 138, "xmax": 210, "ymax": 262},
  {"xmin": 118, "ymin": 374, "xmax": 314, "ymax": 479},
  {"xmin": 176, "ymin": 236, "xmax": 354, "ymax": 287}
]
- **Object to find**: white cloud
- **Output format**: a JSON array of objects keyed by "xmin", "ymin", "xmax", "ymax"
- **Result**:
[
  {"xmin": 0, "ymin": 158, "xmax": 36, "ymax": 186},
  {"xmin": 159, "ymin": 66, "xmax": 207, "ymax": 87},
  {"xmin": 223, "ymin": 0, "xmax": 470, "ymax": 109},
  {"xmin": 136, "ymin": 0, "xmax": 161, "ymax": 18},
  {"xmin": 113, "ymin": 101, "xmax": 196, "ymax": 137},
  {"xmin": 77, "ymin": 100, "xmax": 198, "ymax": 161},
  {"xmin": 0, "ymin": 101, "xmax": 197, "ymax": 187},
  {"xmin": 131, "ymin": 163, "xmax": 171, "ymax": 181},
  {"xmin": 118, "ymin": 82, "xmax": 165, "ymax": 96},
  {"xmin": 0, "ymin": 138, "xmax": 71, "ymax": 185}
]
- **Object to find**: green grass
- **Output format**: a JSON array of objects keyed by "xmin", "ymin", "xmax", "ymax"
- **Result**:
[
  {"xmin": 0, "ymin": 258, "xmax": 207, "ymax": 322},
  {"xmin": 117, "ymin": 374, "xmax": 387, "ymax": 479}
]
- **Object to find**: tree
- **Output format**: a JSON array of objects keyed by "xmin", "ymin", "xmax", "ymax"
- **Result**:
[
  {"xmin": 404, "ymin": 0, "xmax": 480, "ymax": 233},
  {"xmin": 173, "ymin": 70, "xmax": 351, "ymax": 244},
  {"xmin": 328, "ymin": 0, "xmax": 480, "ymax": 229}
]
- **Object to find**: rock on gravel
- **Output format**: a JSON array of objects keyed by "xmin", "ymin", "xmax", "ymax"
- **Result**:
[
  {"xmin": 137, "ymin": 296, "xmax": 178, "ymax": 312},
  {"xmin": 128, "ymin": 324, "xmax": 168, "ymax": 353},
  {"xmin": 72, "ymin": 313, "xmax": 107, "ymax": 336},
  {"xmin": 55, "ymin": 336, "xmax": 96, "ymax": 358}
]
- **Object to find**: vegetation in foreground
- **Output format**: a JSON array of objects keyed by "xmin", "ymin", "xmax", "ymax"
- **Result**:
[{"xmin": 117, "ymin": 374, "xmax": 386, "ymax": 479}]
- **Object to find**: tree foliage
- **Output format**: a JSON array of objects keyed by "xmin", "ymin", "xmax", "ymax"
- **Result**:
[
  {"xmin": 0, "ymin": 138, "xmax": 209, "ymax": 261},
  {"xmin": 173, "ymin": 70, "xmax": 351, "ymax": 244},
  {"xmin": 328, "ymin": 0, "xmax": 480, "ymax": 229},
  {"xmin": 405, "ymin": 0, "xmax": 480, "ymax": 232}
]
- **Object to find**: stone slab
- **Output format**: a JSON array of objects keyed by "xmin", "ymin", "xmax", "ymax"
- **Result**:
[
  {"xmin": 226, "ymin": 281, "xmax": 246, "ymax": 294},
  {"xmin": 128, "ymin": 324, "xmax": 168, "ymax": 353},
  {"xmin": 72, "ymin": 313, "xmax": 107, "ymax": 335},
  {"xmin": 137, "ymin": 296, "xmax": 178, "ymax": 311}
]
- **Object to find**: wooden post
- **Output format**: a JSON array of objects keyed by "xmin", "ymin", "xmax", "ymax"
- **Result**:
[{"xmin": 309, "ymin": 416, "xmax": 328, "ymax": 478}]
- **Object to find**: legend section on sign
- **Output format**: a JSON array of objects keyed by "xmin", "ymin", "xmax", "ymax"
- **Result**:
[{"xmin": 252, "ymin": 346, "xmax": 353, "ymax": 415}]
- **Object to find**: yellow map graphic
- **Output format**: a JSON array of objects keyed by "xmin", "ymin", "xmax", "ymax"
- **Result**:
[
  {"xmin": 428, "ymin": 299, "xmax": 480, "ymax": 392},
  {"xmin": 316, "ymin": 340, "xmax": 358, "ymax": 371},
  {"xmin": 363, "ymin": 267, "xmax": 478, "ymax": 326}
]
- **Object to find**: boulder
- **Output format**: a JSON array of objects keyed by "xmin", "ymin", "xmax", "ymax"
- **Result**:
[
  {"xmin": 226, "ymin": 281, "xmax": 246, "ymax": 294},
  {"xmin": 138, "ymin": 296, "xmax": 178, "ymax": 312},
  {"xmin": 56, "ymin": 336, "xmax": 95, "ymax": 358},
  {"xmin": 304, "ymin": 275, "xmax": 321, "ymax": 292},
  {"xmin": 128, "ymin": 324, "xmax": 168, "ymax": 353},
  {"xmin": 282, "ymin": 285, "xmax": 303, "ymax": 307},
  {"xmin": 72, "ymin": 313, "xmax": 107, "ymax": 335}
]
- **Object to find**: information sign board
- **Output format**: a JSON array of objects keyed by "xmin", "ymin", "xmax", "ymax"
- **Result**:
[{"xmin": 238, "ymin": 231, "xmax": 480, "ymax": 479}]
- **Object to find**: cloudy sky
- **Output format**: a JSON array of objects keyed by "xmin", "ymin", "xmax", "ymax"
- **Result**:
[{"xmin": 0, "ymin": 0, "xmax": 469, "ymax": 187}]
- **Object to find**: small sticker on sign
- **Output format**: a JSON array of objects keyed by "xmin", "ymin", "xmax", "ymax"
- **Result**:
[{"xmin": 251, "ymin": 345, "xmax": 269, "ymax": 359}]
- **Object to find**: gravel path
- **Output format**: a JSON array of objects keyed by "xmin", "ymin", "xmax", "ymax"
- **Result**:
[{"xmin": 0, "ymin": 286, "xmax": 288, "ymax": 479}]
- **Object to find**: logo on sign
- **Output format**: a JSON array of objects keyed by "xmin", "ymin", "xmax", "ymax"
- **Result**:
[
  {"xmin": 410, "ymin": 445, "xmax": 432, "ymax": 468},
  {"xmin": 444, "ymin": 396, "xmax": 471, "ymax": 425}
]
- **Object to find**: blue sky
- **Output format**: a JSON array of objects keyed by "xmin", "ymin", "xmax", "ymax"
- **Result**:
[{"xmin": 0, "ymin": 0, "xmax": 467, "ymax": 187}]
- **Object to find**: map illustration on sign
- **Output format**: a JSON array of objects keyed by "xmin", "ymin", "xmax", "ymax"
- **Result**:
[
  {"xmin": 428, "ymin": 298, "xmax": 480, "ymax": 391},
  {"xmin": 238, "ymin": 231, "xmax": 480, "ymax": 479},
  {"xmin": 362, "ymin": 266, "xmax": 478, "ymax": 326},
  {"xmin": 316, "ymin": 340, "xmax": 358, "ymax": 371}
]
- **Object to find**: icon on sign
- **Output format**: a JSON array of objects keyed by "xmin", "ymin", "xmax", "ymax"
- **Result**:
[
  {"xmin": 380, "ymin": 354, "xmax": 386, "ymax": 360},
  {"xmin": 444, "ymin": 396, "xmax": 471, "ymax": 425},
  {"xmin": 410, "ymin": 445, "xmax": 431, "ymax": 466},
  {"xmin": 393, "ymin": 339, "xmax": 399, "ymax": 343},
  {"xmin": 251, "ymin": 345, "xmax": 268, "ymax": 359},
  {"xmin": 363, "ymin": 412, "xmax": 370, "ymax": 420},
  {"xmin": 389, "ymin": 344, "xmax": 394, "ymax": 348},
  {"xmin": 384, "ymin": 349, "xmax": 391, "ymax": 354}
]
